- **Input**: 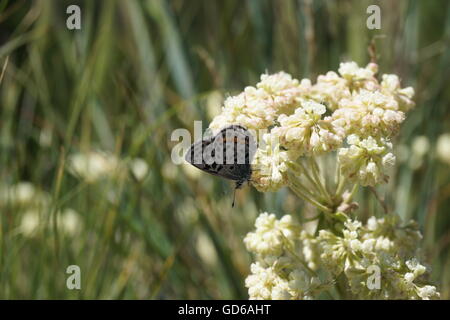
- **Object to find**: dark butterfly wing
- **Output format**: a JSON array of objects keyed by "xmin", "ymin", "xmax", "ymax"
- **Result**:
[
  {"xmin": 216, "ymin": 125, "xmax": 256, "ymax": 165},
  {"xmin": 185, "ymin": 138, "xmax": 211, "ymax": 165},
  {"xmin": 185, "ymin": 138, "xmax": 226, "ymax": 178},
  {"xmin": 185, "ymin": 125, "xmax": 256, "ymax": 182}
]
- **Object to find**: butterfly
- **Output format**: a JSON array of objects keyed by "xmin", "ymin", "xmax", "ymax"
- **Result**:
[{"xmin": 185, "ymin": 125, "xmax": 257, "ymax": 207}]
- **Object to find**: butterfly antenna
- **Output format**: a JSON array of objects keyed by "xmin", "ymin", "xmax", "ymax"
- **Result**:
[
  {"xmin": 232, "ymin": 187, "xmax": 237, "ymax": 208},
  {"xmin": 232, "ymin": 180, "xmax": 243, "ymax": 208}
]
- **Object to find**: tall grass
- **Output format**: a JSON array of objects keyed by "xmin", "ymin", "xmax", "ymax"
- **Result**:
[{"xmin": 0, "ymin": 0, "xmax": 449, "ymax": 299}]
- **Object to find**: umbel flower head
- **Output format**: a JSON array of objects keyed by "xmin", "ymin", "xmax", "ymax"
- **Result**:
[
  {"xmin": 207, "ymin": 61, "xmax": 414, "ymax": 194},
  {"xmin": 273, "ymin": 100, "xmax": 345, "ymax": 156},
  {"xmin": 204, "ymin": 62, "xmax": 438, "ymax": 299},
  {"xmin": 380, "ymin": 74, "xmax": 415, "ymax": 112},
  {"xmin": 299, "ymin": 72, "xmax": 350, "ymax": 111},
  {"xmin": 338, "ymin": 134, "xmax": 396, "ymax": 186},
  {"xmin": 250, "ymin": 133, "xmax": 292, "ymax": 192},
  {"xmin": 244, "ymin": 212, "xmax": 439, "ymax": 300},
  {"xmin": 209, "ymin": 72, "xmax": 302, "ymax": 133},
  {"xmin": 333, "ymin": 89, "xmax": 405, "ymax": 138},
  {"xmin": 318, "ymin": 214, "xmax": 439, "ymax": 300},
  {"xmin": 244, "ymin": 213, "xmax": 300, "ymax": 256},
  {"xmin": 244, "ymin": 213, "xmax": 329, "ymax": 300},
  {"xmin": 338, "ymin": 61, "xmax": 379, "ymax": 91}
]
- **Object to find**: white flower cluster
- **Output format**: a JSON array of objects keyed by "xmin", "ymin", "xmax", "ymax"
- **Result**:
[
  {"xmin": 272, "ymin": 100, "xmax": 345, "ymax": 156},
  {"xmin": 244, "ymin": 212, "xmax": 439, "ymax": 300},
  {"xmin": 317, "ymin": 214, "xmax": 438, "ymax": 299},
  {"xmin": 68, "ymin": 151, "xmax": 148, "ymax": 183},
  {"xmin": 244, "ymin": 213, "xmax": 300, "ymax": 256},
  {"xmin": 0, "ymin": 182, "xmax": 82, "ymax": 237},
  {"xmin": 244, "ymin": 213, "xmax": 329, "ymax": 300},
  {"xmin": 380, "ymin": 74, "xmax": 415, "ymax": 112},
  {"xmin": 68, "ymin": 151, "xmax": 122, "ymax": 182},
  {"xmin": 209, "ymin": 72, "xmax": 302, "ymax": 133},
  {"xmin": 0, "ymin": 181, "xmax": 49, "ymax": 208},
  {"xmin": 338, "ymin": 135, "xmax": 395, "ymax": 186},
  {"xmin": 208, "ymin": 61, "xmax": 414, "ymax": 191},
  {"xmin": 333, "ymin": 89, "xmax": 405, "ymax": 138},
  {"xmin": 436, "ymin": 133, "xmax": 450, "ymax": 165},
  {"xmin": 206, "ymin": 63, "xmax": 438, "ymax": 300},
  {"xmin": 250, "ymin": 134, "xmax": 291, "ymax": 192}
]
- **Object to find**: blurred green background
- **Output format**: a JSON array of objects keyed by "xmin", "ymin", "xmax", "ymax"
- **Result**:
[{"xmin": 0, "ymin": 0, "xmax": 449, "ymax": 299}]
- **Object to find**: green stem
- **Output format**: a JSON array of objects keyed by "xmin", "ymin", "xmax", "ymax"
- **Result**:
[
  {"xmin": 335, "ymin": 162, "xmax": 341, "ymax": 190},
  {"xmin": 309, "ymin": 156, "xmax": 333, "ymax": 204},
  {"xmin": 335, "ymin": 169, "xmax": 346, "ymax": 199},
  {"xmin": 288, "ymin": 172, "xmax": 320, "ymax": 201},
  {"xmin": 284, "ymin": 243, "xmax": 318, "ymax": 278},
  {"xmin": 288, "ymin": 180, "xmax": 332, "ymax": 213},
  {"xmin": 294, "ymin": 160, "xmax": 324, "ymax": 198},
  {"xmin": 369, "ymin": 186, "xmax": 388, "ymax": 214},
  {"xmin": 346, "ymin": 184, "xmax": 359, "ymax": 203}
]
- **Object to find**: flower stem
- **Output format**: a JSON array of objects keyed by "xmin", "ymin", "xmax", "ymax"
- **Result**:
[
  {"xmin": 347, "ymin": 183, "xmax": 359, "ymax": 203},
  {"xmin": 288, "ymin": 172, "xmax": 320, "ymax": 201},
  {"xmin": 369, "ymin": 186, "xmax": 388, "ymax": 214},
  {"xmin": 309, "ymin": 156, "xmax": 333, "ymax": 205},
  {"xmin": 335, "ymin": 169, "xmax": 346, "ymax": 199},
  {"xmin": 284, "ymin": 243, "xmax": 318, "ymax": 277},
  {"xmin": 293, "ymin": 160, "xmax": 324, "ymax": 198},
  {"xmin": 288, "ymin": 179, "xmax": 332, "ymax": 213},
  {"xmin": 335, "ymin": 162, "xmax": 341, "ymax": 189}
]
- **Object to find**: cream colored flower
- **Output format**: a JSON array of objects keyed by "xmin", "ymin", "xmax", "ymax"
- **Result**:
[
  {"xmin": 309, "ymin": 71, "xmax": 351, "ymax": 111},
  {"xmin": 317, "ymin": 219, "xmax": 364, "ymax": 275},
  {"xmin": 0, "ymin": 182, "xmax": 49, "ymax": 208},
  {"xmin": 129, "ymin": 158, "xmax": 149, "ymax": 181},
  {"xmin": 418, "ymin": 285, "xmax": 439, "ymax": 300},
  {"xmin": 209, "ymin": 91, "xmax": 276, "ymax": 132},
  {"xmin": 7, "ymin": 182, "xmax": 35, "ymax": 204},
  {"xmin": 202, "ymin": 66, "xmax": 440, "ymax": 300},
  {"xmin": 245, "ymin": 262, "xmax": 292, "ymax": 300},
  {"xmin": 19, "ymin": 209, "xmax": 41, "ymax": 236},
  {"xmin": 245, "ymin": 260, "xmax": 319, "ymax": 300},
  {"xmin": 244, "ymin": 213, "xmax": 300, "ymax": 256},
  {"xmin": 436, "ymin": 133, "xmax": 450, "ymax": 165},
  {"xmin": 364, "ymin": 215, "xmax": 422, "ymax": 257},
  {"xmin": 338, "ymin": 62, "xmax": 379, "ymax": 91},
  {"xmin": 257, "ymin": 71, "xmax": 303, "ymax": 115},
  {"xmin": 209, "ymin": 72, "xmax": 302, "ymax": 132},
  {"xmin": 381, "ymin": 74, "xmax": 415, "ymax": 112},
  {"xmin": 58, "ymin": 208, "xmax": 83, "ymax": 236},
  {"xmin": 19, "ymin": 207, "xmax": 82, "ymax": 237},
  {"xmin": 411, "ymin": 136, "xmax": 430, "ymax": 158},
  {"xmin": 68, "ymin": 151, "xmax": 121, "ymax": 183},
  {"xmin": 338, "ymin": 135, "xmax": 395, "ymax": 187},
  {"xmin": 333, "ymin": 90, "xmax": 404, "ymax": 138},
  {"xmin": 251, "ymin": 133, "xmax": 291, "ymax": 192},
  {"xmin": 406, "ymin": 258, "xmax": 426, "ymax": 277},
  {"xmin": 300, "ymin": 231, "xmax": 320, "ymax": 271},
  {"xmin": 196, "ymin": 231, "xmax": 218, "ymax": 266},
  {"xmin": 273, "ymin": 100, "xmax": 344, "ymax": 155}
]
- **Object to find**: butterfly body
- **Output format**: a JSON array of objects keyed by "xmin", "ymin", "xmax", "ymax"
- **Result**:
[{"xmin": 185, "ymin": 125, "xmax": 256, "ymax": 206}]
